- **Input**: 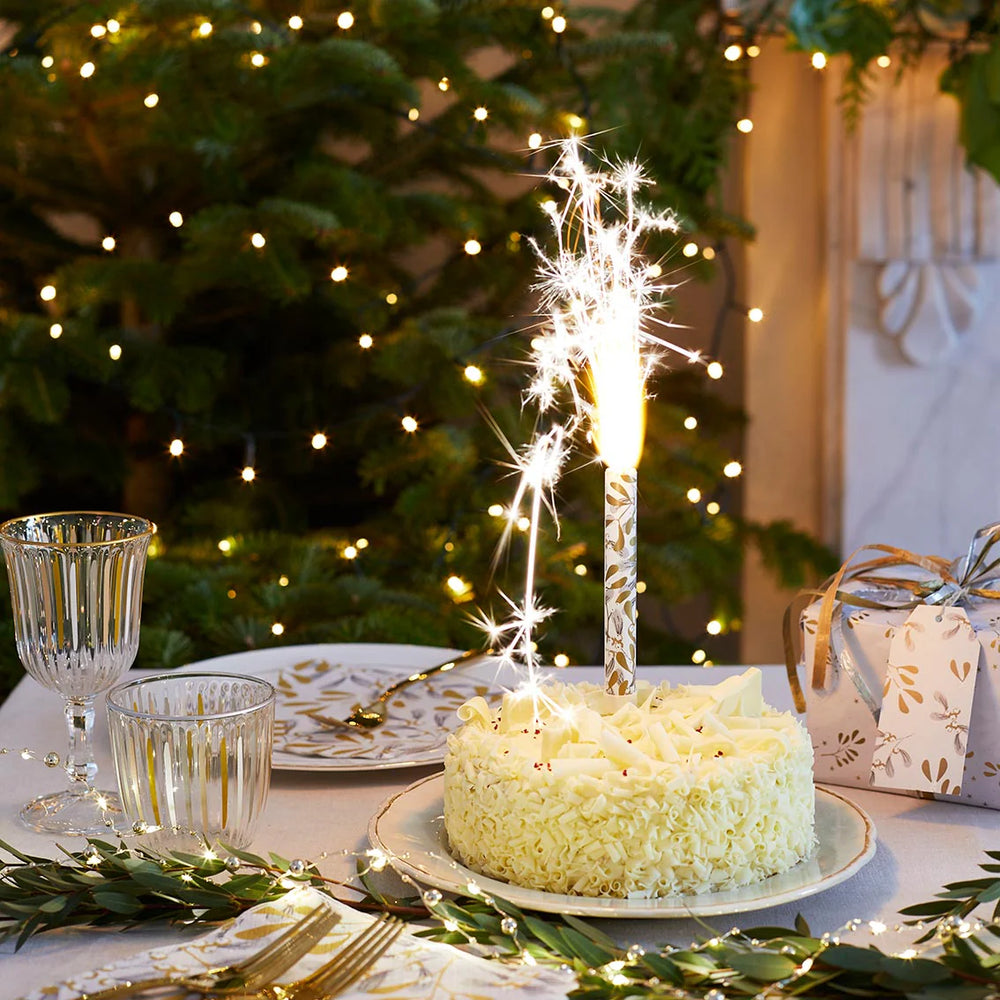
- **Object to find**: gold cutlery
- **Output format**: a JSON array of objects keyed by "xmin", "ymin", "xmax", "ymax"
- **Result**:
[
  {"xmin": 79, "ymin": 903, "xmax": 340, "ymax": 1000},
  {"xmin": 306, "ymin": 648, "xmax": 494, "ymax": 730},
  {"xmin": 221, "ymin": 914, "xmax": 404, "ymax": 999}
]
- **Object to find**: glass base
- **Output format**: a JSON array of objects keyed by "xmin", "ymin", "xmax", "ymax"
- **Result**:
[{"xmin": 19, "ymin": 787, "xmax": 124, "ymax": 836}]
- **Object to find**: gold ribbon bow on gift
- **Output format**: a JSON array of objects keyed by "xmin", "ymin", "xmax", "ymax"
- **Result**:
[{"xmin": 783, "ymin": 522, "xmax": 1000, "ymax": 713}]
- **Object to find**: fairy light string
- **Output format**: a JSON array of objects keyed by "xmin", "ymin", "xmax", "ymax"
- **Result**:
[{"xmin": 1, "ymin": 817, "xmax": 998, "ymax": 996}]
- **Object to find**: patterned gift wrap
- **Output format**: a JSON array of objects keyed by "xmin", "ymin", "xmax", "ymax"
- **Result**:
[{"xmin": 797, "ymin": 593, "xmax": 1000, "ymax": 809}]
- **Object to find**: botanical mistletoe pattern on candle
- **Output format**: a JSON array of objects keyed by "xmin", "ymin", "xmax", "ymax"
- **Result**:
[{"xmin": 604, "ymin": 468, "xmax": 637, "ymax": 696}]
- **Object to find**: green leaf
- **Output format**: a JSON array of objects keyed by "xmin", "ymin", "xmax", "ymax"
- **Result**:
[{"xmin": 728, "ymin": 952, "xmax": 798, "ymax": 981}]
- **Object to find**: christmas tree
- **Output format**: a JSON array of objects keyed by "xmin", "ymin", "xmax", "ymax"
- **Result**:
[{"xmin": 0, "ymin": 0, "xmax": 835, "ymax": 698}]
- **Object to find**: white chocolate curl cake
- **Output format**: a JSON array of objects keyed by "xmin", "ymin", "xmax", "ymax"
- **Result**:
[{"xmin": 443, "ymin": 668, "xmax": 816, "ymax": 898}]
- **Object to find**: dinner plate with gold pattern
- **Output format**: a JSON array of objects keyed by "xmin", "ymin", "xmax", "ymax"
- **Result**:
[{"xmin": 180, "ymin": 644, "xmax": 506, "ymax": 772}]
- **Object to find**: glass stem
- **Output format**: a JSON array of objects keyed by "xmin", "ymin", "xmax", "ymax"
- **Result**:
[{"xmin": 64, "ymin": 697, "xmax": 98, "ymax": 787}]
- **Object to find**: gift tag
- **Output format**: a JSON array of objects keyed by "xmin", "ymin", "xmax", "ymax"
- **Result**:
[{"xmin": 871, "ymin": 604, "xmax": 980, "ymax": 796}]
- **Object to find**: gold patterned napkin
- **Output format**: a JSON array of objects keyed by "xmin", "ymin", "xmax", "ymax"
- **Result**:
[
  {"xmin": 273, "ymin": 658, "xmax": 500, "ymax": 763},
  {"xmin": 26, "ymin": 887, "xmax": 572, "ymax": 999}
]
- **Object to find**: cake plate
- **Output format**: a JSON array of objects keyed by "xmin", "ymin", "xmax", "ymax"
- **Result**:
[{"xmin": 368, "ymin": 773, "xmax": 877, "ymax": 919}]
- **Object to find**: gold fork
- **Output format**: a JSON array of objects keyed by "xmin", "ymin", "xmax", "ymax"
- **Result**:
[
  {"xmin": 306, "ymin": 648, "xmax": 493, "ymax": 730},
  {"xmin": 226, "ymin": 913, "xmax": 405, "ymax": 1000},
  {"xmin": 79, "ymin": 902, "xmax": 341, "ymax": 1000}
]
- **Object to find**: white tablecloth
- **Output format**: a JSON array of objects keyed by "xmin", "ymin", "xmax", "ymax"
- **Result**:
[{"xmin": 1, "ymin": 662, "xmax": 997, "ymax": 999}]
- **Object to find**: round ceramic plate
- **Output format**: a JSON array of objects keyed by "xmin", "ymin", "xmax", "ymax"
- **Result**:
[
  {"xmin": 180, "ymin": 644, "xmax": 505, "ymax": 772},
  {"xmin": 368, "ymin": 774, "xmax": 877, "ymax": 918}
]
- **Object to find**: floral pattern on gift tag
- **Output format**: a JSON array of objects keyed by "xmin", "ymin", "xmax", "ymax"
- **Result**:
[{"xmin": 871, "ymin": 605, "xmax": 981, "ymax": 797}]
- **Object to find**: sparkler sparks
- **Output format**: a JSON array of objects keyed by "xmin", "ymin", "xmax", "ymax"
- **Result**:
[{"xmin": 484, "ymin": 137, "xmax": 708, "ymax": 687}]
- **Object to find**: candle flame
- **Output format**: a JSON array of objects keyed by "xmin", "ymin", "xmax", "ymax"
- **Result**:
[{"xmin": 591, "ymin": 334, "xmax": 645, "ymax": 472}]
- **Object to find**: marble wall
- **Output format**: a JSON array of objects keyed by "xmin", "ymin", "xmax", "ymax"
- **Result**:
[{"xmin": 840, "ymin": 52, "xmax": 1000, "ymax": 560}]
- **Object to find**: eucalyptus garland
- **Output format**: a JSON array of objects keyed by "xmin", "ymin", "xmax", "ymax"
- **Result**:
[{"xmin": 2, "ymin": 838, "xmax": 1000, "ymax": 998}]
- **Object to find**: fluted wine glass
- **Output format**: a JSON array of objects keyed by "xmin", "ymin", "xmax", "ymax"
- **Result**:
[{"xmin": 0, "ymin": 511, "xmax": 155, "ymax": 835}]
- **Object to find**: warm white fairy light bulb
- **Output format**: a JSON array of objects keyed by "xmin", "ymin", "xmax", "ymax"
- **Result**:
[
  {"xmin": 811, "ymin": 51, "xmax": 827, "ymax": 69},
  {"xmin": 109, "ymin": 344, "xmax": 122, "ymax": 360},
  {"xmin": 91, "ymin": 24, "xmax": 107, "ymax": 38},
  {"xmin": 747, "ymin": 43, "xmax": 760, "ymax": 57},
  {"xmin": 358, "ymin": 333, "xmax": 373, "ymax": 349},
  {"xmin": 574, "ymin": 564, "xmax": 587, "ymax": 576},
  {"xmin": 107, "ymin": 19, "xmax": 120, "ymax": 32},
  {"xmin": 198, "ymin": 21, "xmax": 213, "ymax": 36},
  {"xmin": 49, "ymin": 323, "xmax": 62, "ymax": 339},
  {"xmin": 288, "ymin": 15, "xmax": 303, "ymax": 30},
  {"xmin": 401, "ymin": 415, "xmax": 418, "ymax": 433},
  {"xmin": 80, "ymin": 61, "xmax": 95, "ymax": 78},
  {"xmin": 706, "ymin": 619, "xmax": 722, "ymax": 635},
  {"xmin": 724, "ymin": 460, "xmax": 743, "ymax": 477},
  {"xmin": 330, "ymin": 265, "xmax": 348, "ymax": 282},
  {"xmin": 707, "ymin": 361, "xmax": 724, "ymax": 379},
  {"xmin": 683, "ymin": 415, "xmax": 698, "ymax": 430},
  {"xmin": 464, "ymin": 364, "xmax": 483, "ymax": 383},
  {"xmin": 218, "ymin": 539, "xmax": 232, "ymax": 553},
  {"xmin": 748, "ymin": 306, "xmax": 764, "ymax": 322},
  {"xmin": 692, "ymin": 648, "xmax": 706, "ymax": 664},
  {"xmin": 40, "ymin": 284, "xmax": 56, "ymax": 301},
  {"xmin": 488, "ymin": 503, "xmax": 504, "ymax": 517},
  {"xmin": 41, "ymin": 56, "xmax": 53, "ymax": 68},
  {"xmin": 636, "ymin": 580, "xmax": 647, "ymax": 593},
  {"xmin": 702, "ymin": 246, "xmax": 716, "ymax": 260},
  {"xmin": 169, "ymin": 211, "xmax": 183, "ymax": 227},
  {"xmin": 385, "ymin": 292, "xmax": 398, "ymax": 304},
  {"xmin": 565, "ymin": 112, "xmax": 584, "ymax": 130},
  {"xmin": 473, "ymin": 106, "xmax": 488, "ymax": 121},
  {"xmin": 355, "ymin": 537, "xmax": 369, "ymax": 549},
  {"xmin": 682, "ymin": 241, "xmax": 698, "ymax": 257},
  {"xmin": 241, "ymin": 465, "xmax": 256, "ymax": 482},
  {"xmin": 706, "ymin": 501, "xmax": 720, "ymax": 515},
  {"xmin": 516, "ymin": 516, "xmax": 531, "ymax": 532},
  {"xmin": 553, "ymin": 653, "xmax": 570, "ymax": 667},
  {"xmin": 877, "ymin": 54, "xmax": 891, "ymax": 68},
  {"xmin": 144, "ymin": 93, "xmax": 159, "ymax": 108},
  {"xmin": 686, "ymin": 487, "xmax": 701, "ymax": 503},
  {"xmin": 337, "ymin": 10, "xmax": 354, "ymax": 29},
  {"xmin": 528, "ymin": 132, "xmax": 543, "ymax": 149},
  {"xmin": 278, "ymin": 575, "xmax": 289, "ymax": 586},
  {"xmin": 438, "ymin": 76, "xmax": 450, "ymax": 91},
  {"xmin": 271, "ymin": 622, "xmax": 284, "ymax": 635},
  {"xmin": 407, "ymin": 107, "xmax": 419, "ymax": 121},
  {"xmin": 446, "ymin": 575, "xmax": 467, "ymax": 595},
  {"xmin": 250, "ymin": 52, "xmax": 267, "ymax": 68},
  {"xmin": 464, "ymin": 239, "xmax": 482, "ymax": 255},
  {"xmin": 724, "ymin": 43, "xmax": 742, "ymax": 61},
  {"xmin": 251, "ymin": 232, "xmax": 266, "ymax": 248},
  {"xmin": 168, "ymin": 438, "xmax": 184, "ymax": 456},
  {"xmin": 311, "ymin": 432, "xmax": 327, "ymax": 449},
  {"xmin": 541, "ymin": 5, "xmax": 554, "ymax": 17},
  {"xmin": 250, "ymin": 21, "xmax": 262, "ymax": 34},
  {"xmin": 551, "ymin": 15, "xmax": 567, "ymax": 32},
  {"xmin": 736, "ymin": 118, "xmax": 753, "ymax": 133},
  {"xmin": 343, "ymin": 545, "xmax": 358, "ymax": 560},
  {"xmin": 102, "ymin": 236, "xmax": 116, "ymax": 251}
]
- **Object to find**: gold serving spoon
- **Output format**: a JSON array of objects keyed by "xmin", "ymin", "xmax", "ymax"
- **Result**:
[{"xmin": 306, "ymin": 648, "xmax": 494, "ymax": 730}]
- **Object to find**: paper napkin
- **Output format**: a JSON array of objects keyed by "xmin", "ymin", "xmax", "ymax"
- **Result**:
[{"xmin": 26, "ymin": 887, "xmax": 572, "ymax": 999}]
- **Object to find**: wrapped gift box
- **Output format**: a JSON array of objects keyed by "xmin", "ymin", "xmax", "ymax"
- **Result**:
[{"xmin": 797, "ymin": 575, "xmax": 1000, "ymax": 809}]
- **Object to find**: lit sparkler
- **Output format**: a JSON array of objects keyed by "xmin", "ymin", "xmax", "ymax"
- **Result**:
[{"xmin": 484, "ymin": 137, "xmax": 705, "ymax": 695}]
